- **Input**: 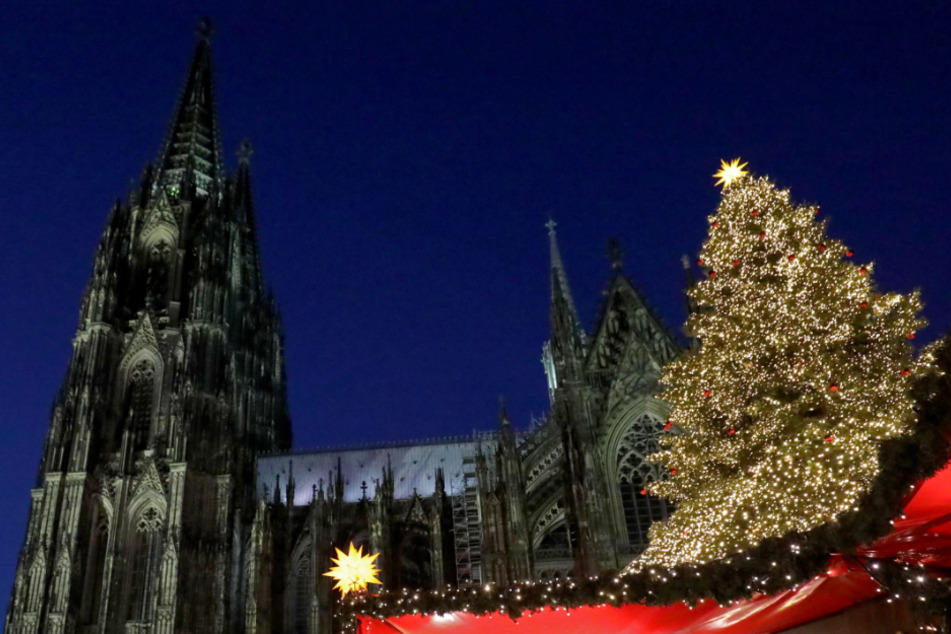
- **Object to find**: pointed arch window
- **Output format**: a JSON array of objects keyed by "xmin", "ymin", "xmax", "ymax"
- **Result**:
[
  {"xmin": 290, "ymin": 553, "xmax": 312, "ymax": 634},
  {"xmin": 126, "ymin": 507, "xmax": 163, "ymax": 622},
  {"xmin": 399, "ymin": 525, "xmax": 433, "ymax": 590},
  {"xmin": 616, "ymin": 415, "xmax": 672, "ymax": 552},
  {"xmin": 80, "ymin": 508, "xmax": 109, "ymax": 624},
  {"xmin": 128, "ymin": 359, "xmax": 156, "ymax": 451},
  {"xmin": 145, "ymin": 240, "xmax": 172, "ymax": 311}
]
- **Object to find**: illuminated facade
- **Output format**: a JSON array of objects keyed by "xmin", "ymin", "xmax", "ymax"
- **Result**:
[
  {"xmin": 251, "ymin": 223, "xmax": 681, "ymax": 631},
  {"xmin": 6, "ymin": 28, "xmax": 678, "ymax": 634}
]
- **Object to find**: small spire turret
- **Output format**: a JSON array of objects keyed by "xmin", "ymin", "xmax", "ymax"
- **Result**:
[
  {"xmin": 546, "ymin": 218, "xmax": 583, "ymax": 332},
  {"xmin": 545, "ymin": 219, "xmax": 587, "ymax": 385}
]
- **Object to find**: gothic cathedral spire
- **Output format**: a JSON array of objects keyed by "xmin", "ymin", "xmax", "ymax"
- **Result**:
[
  {"xmin": 6, "ymin": 25, "xmax": 290, "ymax": 634},
  {"xmin": 155, "ymin": 18, "xmax": 224, "ymax": 198},
  {"xmin": 542, "ymin": 219, "xmax": 587, "ymax": 400},
  {"xmin": 546, "ymin": 218, "xmax": 584, "ymax": 339}
]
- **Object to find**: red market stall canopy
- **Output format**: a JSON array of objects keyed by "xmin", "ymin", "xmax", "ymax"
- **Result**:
[{"xmin": 357, "ymin": 463, "xmax": 951, "ymax": 634}]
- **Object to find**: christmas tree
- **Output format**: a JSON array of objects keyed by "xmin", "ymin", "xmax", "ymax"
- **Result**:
[{"xmin": 638, "ymin": 160, "xmax": 926, "ymax": 567}]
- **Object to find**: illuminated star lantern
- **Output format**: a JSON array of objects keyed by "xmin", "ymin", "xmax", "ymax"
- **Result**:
[
  {"xmin": 323, "ymin": 543, "xmax": 382, "ymax": 597},
  {"xmin": 713, "ymin": 157, "xmax": 749, "ymax": 188}
]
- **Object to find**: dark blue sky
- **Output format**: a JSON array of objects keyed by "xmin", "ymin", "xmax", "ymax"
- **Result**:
[{"xmin": 1, "ymin": 0, "xmax": 949, "ymax": 610}]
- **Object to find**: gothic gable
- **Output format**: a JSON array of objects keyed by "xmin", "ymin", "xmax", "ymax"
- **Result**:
[
  {"xmin": 121, "ymin": 313, "xmax": 161, "ymax": 367},
  {"xmin": 586, "ymin": 275, "xmax": 679, "ymax": 387},
  {"xmin": 139, "ymin": 189, "xmax": 181, "ymax": 249},
  {"xmin": 607, "ymin": 338, "xmax": 662, "ymax": 412},
  {"xmin": 404, "ymin": 494, "xmax": 427, "ymax": 525}
]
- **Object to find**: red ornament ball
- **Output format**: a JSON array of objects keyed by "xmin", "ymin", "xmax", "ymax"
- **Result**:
[
  {"xmin": 713, "ymin": 221, "xmax": 719, "ymax": 228},
  {"xmin": 670, "ymin": 468, "xmax": 678, "ymax": 475},
  {"xmin": 697, "ymin": 259, "xmax": 704, "ymax": 266},
  {"xmin": 640, "ymin": 488, "xmax": 647, "ymax": 496},
  {"xmin": 859, "ymin": 267, "xmax": 868, "ymax": 275},
  {"xmin": 901, "ymin": 369, "xmax": 911, "ymax": 377},
  {"xmin": 709, "ymin": 270, "xmax": 717, "ymax": 278},
  {"xmin": 663, "ymin": 420, "xmax": 673, "ymax": 431},
  {"xmin": 824, "ymin": 435, "xmax": 835, "ymax": 443},
  {"xmin": 846, "ymin": 249, "xmax": 854, "ymax": 257},
  {"xmin": 728, "ymin": 427, "xmax": 736, "ymax": 436},
  {"xmin": 818, "ymin": 244, "xmax": 826, "ymax": 252},
  {"xmin": 751, "ymin": 209, "xmax": 759, "ymax": 216},
  {"xmin": 703, "ymin": 389, "xmax": 712, "ymax": 397},
  {"xmin": 829, "ymin": 384, "xmax": 839, "ymax": 392},
  {"xmin": 788, "ymin": 254, "xmax": 796, "ymax": 261},
  {"xmin": 759, "ymin": 232, "xmax": 766, "ymax": 239},
  {"xmin": 860, "ymin": 301, "xmax": 868, "ymax": 309},
  {"xmin": 814, "ymin": 207, "xmax": 820, "ymax": 215},
  {"xmin": 732, "ymin": 259, "xmax": 740, "ymax": 266},
  {"xmin": 908, "ymin": 333, "xmax": 916, "ymax": 340}
]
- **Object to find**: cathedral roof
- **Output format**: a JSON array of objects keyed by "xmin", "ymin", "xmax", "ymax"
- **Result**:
[{"xmin": 258, "ymin": 436, "xmax": 496, "ymax": 505}]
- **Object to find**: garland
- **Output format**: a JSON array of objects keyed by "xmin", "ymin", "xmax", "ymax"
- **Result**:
[{"xmin": 339, "ymin": 336, "xmax": 951, "ymax": 629}]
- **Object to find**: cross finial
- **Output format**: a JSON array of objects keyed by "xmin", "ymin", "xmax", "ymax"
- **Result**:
[
  {"xmin": 545, "ymin": 218, "xmax": 557, "ymax": 235},
  {"xmin": 196, "ymin": 17, "xmax": 214, "ymax": 42},
  {"xmin": 607, "ymin": 238, "xmax": 624, "ymax": 271},
  {"xmin": 237, "ymin": 139, "xmax": 253, "ymax": 165}
]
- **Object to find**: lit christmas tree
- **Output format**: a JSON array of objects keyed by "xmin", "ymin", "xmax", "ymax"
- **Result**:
[{"xmin": 638, "ymin": 160, "xmax": 927, "ymax": 567}]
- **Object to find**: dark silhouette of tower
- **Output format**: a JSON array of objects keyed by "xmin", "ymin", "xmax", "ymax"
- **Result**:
[{"xmin": 5, "ymin": 22, "xmax": 290, "ymax": 634}]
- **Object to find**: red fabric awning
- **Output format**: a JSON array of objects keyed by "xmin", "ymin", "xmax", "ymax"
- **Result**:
[
  {"xmin": 358, "ymin": 463, "xmax": 951, "ymax": 634},
  {"xmin": 357, "ymin": 566, "xmax": 881, "ymax": 634}
]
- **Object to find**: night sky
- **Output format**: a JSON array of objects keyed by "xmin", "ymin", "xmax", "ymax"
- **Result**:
[{"xmin": 1, "ymin": 0, "xmax": 949, "ymax": 611}]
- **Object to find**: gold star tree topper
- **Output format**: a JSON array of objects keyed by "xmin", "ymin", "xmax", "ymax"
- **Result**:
[
  {"xmin": 713, "ymin": 157, "xmax": 749, "ymax": 188},
  {"xmin": 323, "ymin": 543, "xmax": 382, "ymax": 597}
]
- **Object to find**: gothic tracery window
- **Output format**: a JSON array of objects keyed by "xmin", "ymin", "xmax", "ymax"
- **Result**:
[
  {"xmin": 399, "ymin": 526, "xmax": 433, "ymax": 590},
  {"xmin": 290, "ymin": 554, "xmax": 311, "ymax": 634},
  {"xmin": 128, "ymin": 359, "xmax": 156, "ymax": 451},
  {"xmin": 145, "ymin": 240, "xmax": 171, "ymax": 311},
  {"xmin": 126, "ymin": 507, "xmax": 163, "ymax": 622},
  {"xmin": 616, "ymin": 415, "xmax": 672, "ymax": 552}
]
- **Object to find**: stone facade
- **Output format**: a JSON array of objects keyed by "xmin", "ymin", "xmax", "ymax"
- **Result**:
[
  {"xmin": 249, "ymin": 224, "xmax": 682, "ymax": 633},
  {"xmin": 7, "ymin": 29, "xmax": 680, "ymax": 634},
  {"xmin": 5, "ymin": 28, "xmax": 291, "ymax": 634}
]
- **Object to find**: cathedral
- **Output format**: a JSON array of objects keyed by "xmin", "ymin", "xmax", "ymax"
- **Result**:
[{"xmin": 5, "ymin": 27, "xmax": 681, "ymax": 634}]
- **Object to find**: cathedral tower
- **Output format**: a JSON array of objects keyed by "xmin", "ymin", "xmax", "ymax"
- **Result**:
[{"xmin": 6, "ymin": 22, "xmax": 291, "ymax": 634}]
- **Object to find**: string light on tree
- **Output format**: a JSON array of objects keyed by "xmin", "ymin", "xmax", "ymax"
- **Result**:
[{"xmin": 635, "ymin": 159, "xmax": 926, "ymax": 569}]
